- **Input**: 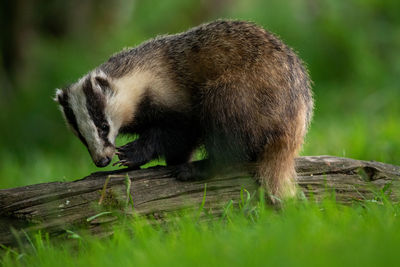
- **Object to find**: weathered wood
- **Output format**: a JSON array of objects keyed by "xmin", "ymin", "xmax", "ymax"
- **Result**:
[{"xmin": 0, "ymin": 156, "xmax": 399, "ymax": 246}]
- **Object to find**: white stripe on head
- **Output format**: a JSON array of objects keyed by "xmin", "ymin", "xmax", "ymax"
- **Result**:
[
  {"xmin": 54, "ymin": 88, "xmax": 63, "ymax": 102},
  {"xmin": 68, "ymin": 75, "xmax": 105, "ymax": 161}
]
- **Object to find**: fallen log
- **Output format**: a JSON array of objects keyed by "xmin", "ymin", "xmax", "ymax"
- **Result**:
[{"xmin": 1, "ymin": 156, "xmax": 399, "ymax": 246}]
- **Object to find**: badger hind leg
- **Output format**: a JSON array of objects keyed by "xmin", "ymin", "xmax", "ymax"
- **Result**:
[
  {"xmin": 256, "ymin": 139, "xmax": 298, "ymax": 202},
  {"xmin": 257, "ymin": 110, "xmax": 308, "ymax": 202},
  {"xmin": 198, "ymin": 77, "xmax": 307, "ymax": 202}
]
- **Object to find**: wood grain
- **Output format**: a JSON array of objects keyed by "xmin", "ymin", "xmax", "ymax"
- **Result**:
[{"xmin": 1, "ymin": 156, "xmax": 399, "ymax": 246}]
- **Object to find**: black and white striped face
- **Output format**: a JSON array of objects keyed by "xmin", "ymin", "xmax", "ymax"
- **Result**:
[{"xmin": 55, "ymin": 71, "xmax": 118, "ymax": 167}]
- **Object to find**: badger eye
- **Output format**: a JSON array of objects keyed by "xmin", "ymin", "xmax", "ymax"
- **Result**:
[{"xmin": 101, "ymin": 123, "xmax": 109, "ymax": 132}]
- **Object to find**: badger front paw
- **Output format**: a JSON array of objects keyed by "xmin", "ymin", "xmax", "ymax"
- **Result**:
[
  {"xmin": 173, "ymin": 164, "xmax": 196, "ymax": 181},
  {"xmin": 173, "ymin": 162, "xmax": 209, "ymax": 181},
  {"xmin": 113, "ymin": 141, "xmax": 147, "ymax": 169}
]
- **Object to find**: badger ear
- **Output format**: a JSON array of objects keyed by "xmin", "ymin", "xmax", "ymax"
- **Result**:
[
  {"xmin": 93, "ymin": 71, "xmax": 112, "ymax": 95},
  {"xmin": 54, "ymin": 88, "xmax": 64, "ymax": 103}
]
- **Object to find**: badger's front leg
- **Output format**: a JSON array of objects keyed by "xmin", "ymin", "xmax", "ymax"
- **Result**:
[
  {"xmin": 115, "ymin": 126, "xmax": 199, "ymax": 169},
  {"xmin": 114, "ymin": 140, "xmax": 153, "ymax": 169},
  {"xmin": 173, "ymin": 159, "xmax": 211, "ymax": 181},
  {"xmin": 114, "ymin": 129, "xmax": 162, "ymax": 168}
]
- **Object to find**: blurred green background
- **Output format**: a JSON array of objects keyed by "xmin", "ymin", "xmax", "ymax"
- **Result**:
[{"xmin": 1, "ymin": 0, "xmax": 399, "ymax": 189}]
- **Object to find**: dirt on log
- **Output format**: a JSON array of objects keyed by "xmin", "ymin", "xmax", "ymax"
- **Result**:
[{"xmin": 1, "ymin": 156, "xmax": 399, "ymax": 246}]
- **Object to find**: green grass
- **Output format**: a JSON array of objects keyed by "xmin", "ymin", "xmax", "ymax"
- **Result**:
[
  {"xmin": 302, "ymin": 84, "xmax": 400, "ymax": 165},
  {"xmin": 1, "ymin": 0, "xmax": 399, "ymax": 265},
  {"xmin": 2, "ymin": 198, "xmax": 399, "ymax": 267}
]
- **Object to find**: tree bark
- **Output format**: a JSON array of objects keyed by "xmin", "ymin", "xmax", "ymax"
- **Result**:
[{"xmin": 1, "ymin": 156, "xmax": 399, "ymax": 246}]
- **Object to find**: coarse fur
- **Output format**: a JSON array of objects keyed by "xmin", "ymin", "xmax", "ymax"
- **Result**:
[{"xmin": 55, "ymin": 20, "xmax": 313, "ymax": 200}]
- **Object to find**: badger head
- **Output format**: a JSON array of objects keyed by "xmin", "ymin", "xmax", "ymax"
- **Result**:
[{"xmin": 55, "ymin": 70, "xmax": 119, "ymax": 167}]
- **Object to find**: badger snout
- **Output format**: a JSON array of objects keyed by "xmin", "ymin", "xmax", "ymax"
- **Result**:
[
  {"xmin": 95, "ymin": 156, "xmax": 112, "ymax": 167},
  {"xmin": 91, "ymin": 145, "xmax": 115, "ymax": 167}
]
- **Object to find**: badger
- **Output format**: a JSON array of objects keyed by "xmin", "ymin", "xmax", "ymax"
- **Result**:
[{"xmin": 55, "ymin": 20, "xmax": 313, "ymax": 200}]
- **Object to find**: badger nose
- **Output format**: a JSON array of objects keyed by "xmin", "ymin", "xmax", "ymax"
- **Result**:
[{"xmin": 95, "ymin": 157, "xmax": 111, "ymax": 167}]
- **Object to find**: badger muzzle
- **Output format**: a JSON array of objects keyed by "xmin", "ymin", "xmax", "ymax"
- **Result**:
[{"xmin": 90, "ymin": 145, "xmax": 115, "ymax": 167}]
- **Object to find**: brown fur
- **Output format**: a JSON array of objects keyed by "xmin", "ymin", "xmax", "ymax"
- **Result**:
[{"xmin": 62, "ymin": 20, "xmax": 313, "ymax": 200}]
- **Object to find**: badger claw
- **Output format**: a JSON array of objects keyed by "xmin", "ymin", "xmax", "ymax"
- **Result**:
[
  {"xmin": 114, "ymin": 142, "xmax": 144, "ymax": 168},
  {"xmin": 112, "ymin": 160, "xmax": 126, "ymax": 167},
  {"xmin": 113, "ymin": 140, "xmax": 154, "ymax": 170}
]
